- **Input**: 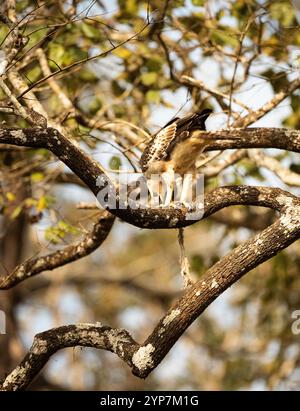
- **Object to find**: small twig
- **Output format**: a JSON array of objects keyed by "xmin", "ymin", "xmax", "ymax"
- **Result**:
[
  {"xmin": 17, "ymin": 22, "xmax": 150, "ymax": 99},
  {"xmin": 178, "ymin": 227, "xmax": 194, "ymax": 288},
  {"xmin": 181, "ymin": 75, "xmax": 252, "ymax": 113},
  {"xmin": 0, "ymin": 77, "xmax": 34, "ymax": 125},
  {"xmin": 201, "ymin": 150, "xmax": 247, "ymax": 177},
  {"xmin": 232, "ymin": 76, "xmax": 300, "ymax": 128},
  {"xmin": 228, "ymin": 16, "xmax": 254, "ymax": 125},
  {"xmin": 36, "ymin": 48, "xmax": 74, "ymax": 110},
  {"xmin": 248, "ymin": 149, "xmax": 300, "ymax": 187}
]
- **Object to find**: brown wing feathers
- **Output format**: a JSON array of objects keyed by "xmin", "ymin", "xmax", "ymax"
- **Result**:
[
  {"xmin": 140, "ymin": 109, "xmax": 213, "ymax": 172},
  {"xmin": 140, "ymin": 121, "xmax": 177, "ymax": 172}
]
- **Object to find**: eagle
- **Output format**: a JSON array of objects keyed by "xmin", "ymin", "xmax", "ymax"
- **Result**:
[{"xmin": 140, "ymin": 108, "xmax": 214, "ymax": 207}]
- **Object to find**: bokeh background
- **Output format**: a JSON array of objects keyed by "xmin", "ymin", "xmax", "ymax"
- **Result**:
[{"xmin": 1, "ymin": 0, "xmax": 300, "ymax": 390}]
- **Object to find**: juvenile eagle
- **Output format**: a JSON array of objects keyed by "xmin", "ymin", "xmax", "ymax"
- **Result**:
[{"xmin": 140, "ymin": 108, "xmax": 214, "ymax": 206}]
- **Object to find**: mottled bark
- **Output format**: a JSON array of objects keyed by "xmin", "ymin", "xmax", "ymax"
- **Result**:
[
  {"xmin": 1, "ymin": 125, "xmax": 300, "ymax": 390},
  {"xmin": 1, "ymin": 127, "xmax": 300, "ymax": 228}
]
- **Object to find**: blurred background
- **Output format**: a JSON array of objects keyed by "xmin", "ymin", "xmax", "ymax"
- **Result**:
[{"xmin": 1, "ymin": 0, "xmax": 300, "ymax": 390}]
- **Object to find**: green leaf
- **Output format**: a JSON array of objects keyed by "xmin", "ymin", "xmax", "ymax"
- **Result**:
[
  {"xmin": 109, "ymin": 156, "xmax": 122, "ymax": 170},
  {"xmin": 48, "ymin": 43, "xmax": 65, "ymax": 67},
  {"xmin": 11, "ymin": 206, "xmax": 22, "ymax": 219},
  {"xmin": 37, "ymin": 196, "xmax": 47, "ymax": 212},
  {"xmin": 45, "ymin": 227, "xmax": 61, "ymax": 244},
  {"xmin": 141, "ymin": 72, "xmax": 158, "ymax": 86},
  {"xmin": 81, "ymin": 22, "xmax": 100, "ymax": 39},
  {"xmin": 25, "ymin": 65, "xmax": 42, "ymax": 83},
  {"xmin": 118, "ymin": 0, "xmax": 138, "ymax": 17},
  {"xmin": 6, "ymin": 192, "xmax": 15, "ymax": 202},
  {"xmin": 146, "ymin": 90, "xmax": 160, "ymax": 104},
  {"xmin": 45, "ymin": 220, "xmax": 79, "ymax": 244},
  {"xmin": 79, "ymin": 69, "xmax": 98, "ymax": 82},
  {"xmin": 114, "ymin": 48, "xmax": 132, "ymax": 59},
  {"xmin": 145, "ymin": 57, "xmax": 163, "ymax": 72},
  {"xmin": 31, "ymin": 172, "xmax": 44, "ymax": 183},
  {"xmin": 87, "ymin": 97, "xmax": 102, "ymax": 115},
  {"xmin": 112, "ymin": 104, "xmax": 126, "ymax": 118},
  {"xmin": 270, "ymin": 2, "xmax": 295, "ymax": 27},
  {"xmin": 211, "ymin": 30, "xmax": 239, "ymax": 48},
  {"xmin": 192, "ymin": 0, "xmax": 205, "ymax": 6},
  {"xmin": 191, "ymin": 254, "xmax": 205, "ymax": 274}
]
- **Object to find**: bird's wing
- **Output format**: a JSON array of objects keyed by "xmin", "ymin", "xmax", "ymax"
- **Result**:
[
  {"xmin": 162, "ymin": 117, "xmax": 179, "ymax": 128},
  {"xmin": 140, "ymin": 121, "xmax": 178, "ymax": 171},
  {"xmin": 140, "ymin": 109, "xmax": 213, "ymax": 172},
  {"xmin": 164, "ymin": 110, "xmax": 212, "ymax": 156}
]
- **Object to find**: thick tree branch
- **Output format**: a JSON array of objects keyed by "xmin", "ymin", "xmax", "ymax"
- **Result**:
[
  {"xmin": 2, "ymin": 187, "xmax": 300, "ymax": 389},
  {"xmin": 0, "ymin": 324, "xmax": 139, "ymax": 391},
  {"xmin": 1, "ymin": 126, "xmax": 300, "ymax": 228},
  {"xmin": 134, "ymin": 193, "xmax": 300, "ymax": 378},
  {"xmin": 1, "ymin": 0, "xmax": 299, "ymax": 393},
  {"xmin": 203, "ymin": 128, "xmax": 300, "ymax": 153}
]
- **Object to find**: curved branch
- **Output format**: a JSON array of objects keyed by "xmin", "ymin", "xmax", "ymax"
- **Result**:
[
  {"xmin": 134, "ymin": 195, "xmax": 300, "ymax": 377},
  {"xmin": 1, "ymin": 126, "xmax": 300, "ymax": 229},
  {"xmin": 0, "ymin": 324, "xmax": 139, "ymax": 391},
  {"xmin": 0, "ymin": 211, "xmax": 115, "ymax": 289},
  {"xmin": 2, "ymin": 187, "xmax": 300, "ymax": 389}
]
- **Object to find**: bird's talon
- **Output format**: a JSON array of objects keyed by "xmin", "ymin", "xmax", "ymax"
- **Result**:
[{"xmin": 172, "ymin": 201, "xmax": 192, "ymax": 210}]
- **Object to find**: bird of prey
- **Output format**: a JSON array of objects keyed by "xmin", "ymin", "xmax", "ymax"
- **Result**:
[{"xmin": 140, "ymin": 108, "xmax": 215, "ymax": 206}]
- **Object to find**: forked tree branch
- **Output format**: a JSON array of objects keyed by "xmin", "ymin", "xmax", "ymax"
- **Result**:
[
  {"xmin": 2, "ymin": 125, "xmax": 300, "ymax": 390},
  {"xmin": 1, "ymin": 0, "xmax": 300, "ymax": 392},
  {"xmin": 1, "ymin": 185, "xmax": 300, "ymax": 390}
]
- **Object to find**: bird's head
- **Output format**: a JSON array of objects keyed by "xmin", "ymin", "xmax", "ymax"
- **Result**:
[{"xmin": 191, "ymin": 108, "xmax": 213, "ymax": 130}]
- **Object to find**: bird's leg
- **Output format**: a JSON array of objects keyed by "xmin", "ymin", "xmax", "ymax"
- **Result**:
[
  {"xmin": 147, "ymin": 175, "xmax": 161, "ymax": 208},
  {"xmin": 174, "ymin": 174, "xmax": 183, "ymax": 203},
  {"xmin": 180, "ymin": 173, "xmax": 194, "ymax": 208},
  {"xmin": 162, "ymin": 168, "xmax": 175, "ymax": 206}
]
